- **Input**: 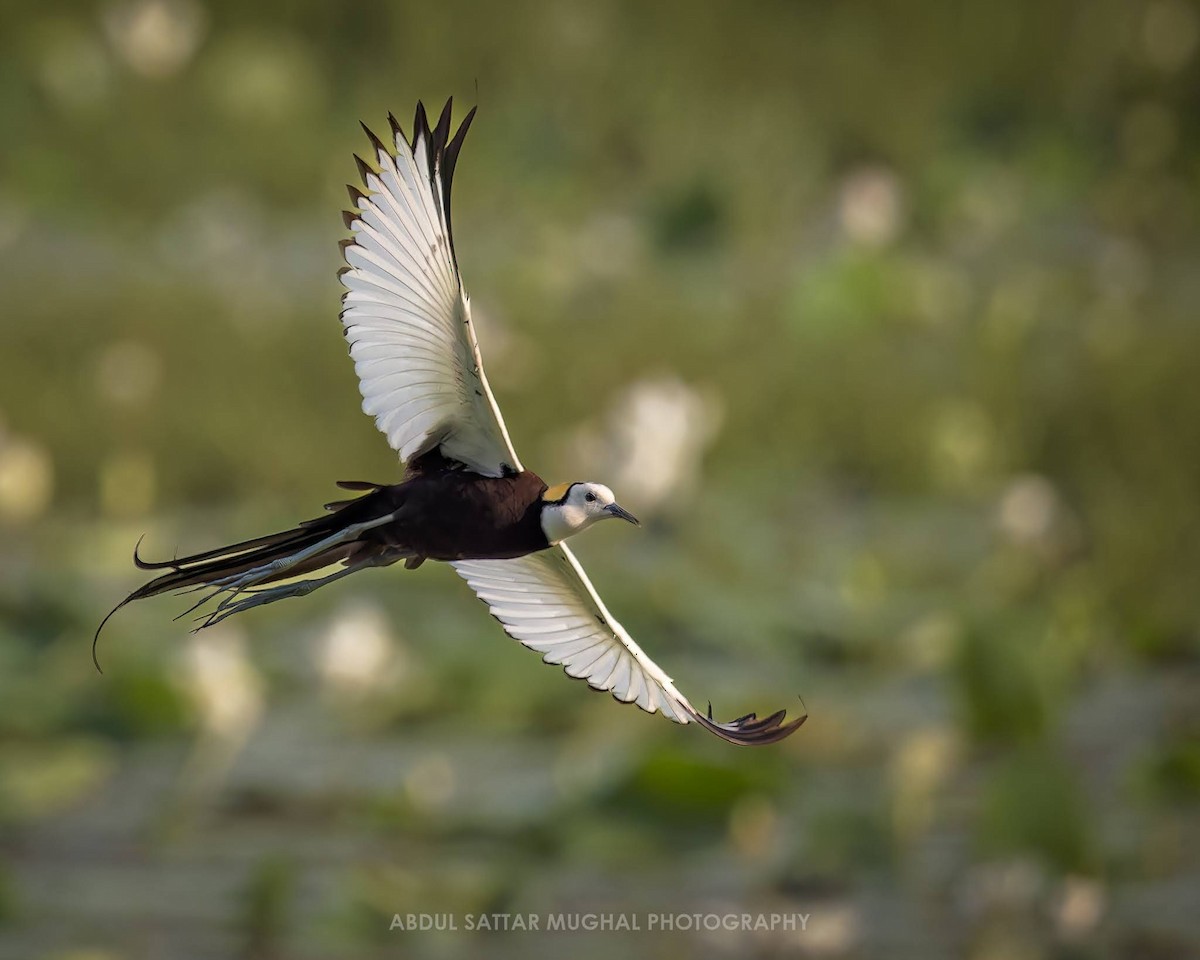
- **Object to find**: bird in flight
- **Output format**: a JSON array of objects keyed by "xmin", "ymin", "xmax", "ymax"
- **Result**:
[{"xmin": 96, "ymin": 100, "xmax": 804, "ymax": 745}]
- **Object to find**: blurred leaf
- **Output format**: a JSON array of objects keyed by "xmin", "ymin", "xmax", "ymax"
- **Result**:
[
  {"xmin": 1135, "ymin": 738, "xmax": 1200, "ymax": 806},
  {"xmin": 0, "ymin": 739, "xmax": 114, "ymax": 824},
  {"xmin": 651, "ymin": 180, "xmax": 723, "ymax": 254},
  {"xmin": 953, "ymin": 624, "xmax": 1049, "ymax": 744},
  {"xmin": 806, "ymin": 802, "xmax": 892, "ymax": 873},
  {"xmin": 235, "ymin": 855, "xmax": 295, "ymax": 960},
  {"xmin": 977, "ymin": 747, "xmax": 1093, "ymax": 872},
  {"xmin": 82, "ymin": 670, "xmax": 190, "ymax": 740},
  {"xmin": 602, "ymin": 748, "xmax": 783, "ymax": 831}
]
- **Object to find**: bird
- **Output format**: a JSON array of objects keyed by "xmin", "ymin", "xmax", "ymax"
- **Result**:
[{"xmin": 95, "ymin": 99, "xmax": 805, "ymax": 746}]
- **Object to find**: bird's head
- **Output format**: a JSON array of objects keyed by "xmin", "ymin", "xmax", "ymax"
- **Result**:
[{"xmin": 539, "ymin": 481, "xmax": 639, "ymax": 544}]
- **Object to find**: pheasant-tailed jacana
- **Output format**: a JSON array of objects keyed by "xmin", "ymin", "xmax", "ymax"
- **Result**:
[{"xmin": 96, "ymin": 100, "xmax": 805, "ymax": 746}]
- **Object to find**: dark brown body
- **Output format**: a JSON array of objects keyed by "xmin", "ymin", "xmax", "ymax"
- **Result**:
[{"xmin": 363, "ymin": 465, "xmax": 551, "ymax": 562}]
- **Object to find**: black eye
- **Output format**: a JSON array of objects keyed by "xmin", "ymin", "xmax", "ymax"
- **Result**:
[{"xmin": 585, "ymin": 492, "xmax": 596, "ymax": 503}]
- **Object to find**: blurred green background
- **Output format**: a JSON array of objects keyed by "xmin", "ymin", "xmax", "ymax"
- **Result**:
[{"xmin": 2, "ymin": 0, "xmax": 1199, "ymax": 957}]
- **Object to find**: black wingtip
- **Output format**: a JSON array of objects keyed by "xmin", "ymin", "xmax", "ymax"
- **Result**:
[
  {"xmin": 352, "ymin": 154, "xmax": 375, "ymax": 185},
  {"xmin": 433, "ymin": 98, "xmax": 454, "ymax": 156},
  {"xmin": 412, "ymin": 101, "xmax": 430, "ymax": 152},
  {"xmin": 360, "ymin": 122, "xmax": 387, "ymax": 160},
  {"xmin": 387, "ymin": 111, "xmax": 404, "ymax": 144},
  {"xmin": 688, "ymin": 698, "xmax": 807, "ymax": 746},
  {"xmin": 445, "ymin": 104, "xmax": 476, "ymax": 173}
]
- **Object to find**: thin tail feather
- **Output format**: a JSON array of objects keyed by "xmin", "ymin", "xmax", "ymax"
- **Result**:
[
  {"xmin": 128, "ymin": 524, "xmax": 341, "ymax": 597},
  {"xmin": 131, "ymin": 524, "xmax": 322, "ymax": 571},
  {"xmin": 94, "ymin": 483, "xmax": 406, "ymax": 672}
]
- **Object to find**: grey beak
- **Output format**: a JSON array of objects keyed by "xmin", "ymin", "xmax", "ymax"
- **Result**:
[{"xmin": 606, "ymin": 502, "xmax": 640, "ymax": 526}]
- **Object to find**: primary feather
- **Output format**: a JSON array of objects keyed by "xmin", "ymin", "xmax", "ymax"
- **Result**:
[{"xmin": 340, "ymin": 100, "xmax": 522, "ymax": 477}]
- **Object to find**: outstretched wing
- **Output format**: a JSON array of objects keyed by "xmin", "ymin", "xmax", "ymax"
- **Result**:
[
  {"xmin": 452, "ymin": 545, "xmax": 805, "ymax": 745},
  {"xmin": 340, "ymin": 100, "xmax": 522, "ymax": 478}
]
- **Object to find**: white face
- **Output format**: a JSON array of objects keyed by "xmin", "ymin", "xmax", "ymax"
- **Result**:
[{"xmin": 540, "ymin": 482, "xmax": 639, "ymax": 544}]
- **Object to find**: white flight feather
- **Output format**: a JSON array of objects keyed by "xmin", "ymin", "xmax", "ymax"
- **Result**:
[
  {"xmin": 339, "ymin": 113, "xmax": 522, "ymax": 477},
  {"xmin": 452, "ymin": 545, "xmax": 697, "ymax": 724}
]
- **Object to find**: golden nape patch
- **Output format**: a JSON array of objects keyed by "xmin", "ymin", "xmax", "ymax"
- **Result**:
[{"xmin": 541, "ymin": 482, "xmax": 573, "ymax": 503}]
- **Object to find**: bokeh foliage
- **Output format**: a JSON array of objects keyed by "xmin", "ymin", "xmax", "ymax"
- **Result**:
[{"xmin": 1, "ymin": 0, "xmax": 1199, "ymax": 957}]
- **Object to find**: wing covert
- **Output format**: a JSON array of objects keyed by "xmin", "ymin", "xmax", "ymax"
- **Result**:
[{"xmin": 339, "ymin": 100, "xmax": 521, "ymax": 478}]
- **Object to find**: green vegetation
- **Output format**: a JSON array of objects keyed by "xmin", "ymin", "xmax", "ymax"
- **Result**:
[{"xmin": 1, "ymin": 0, "xmax": 1198, "ymax": 956}]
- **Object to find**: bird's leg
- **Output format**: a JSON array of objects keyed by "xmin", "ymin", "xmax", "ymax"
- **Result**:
[{"xmin": 194, "ymin": 552, "xmax": 399, "ymax": 630}]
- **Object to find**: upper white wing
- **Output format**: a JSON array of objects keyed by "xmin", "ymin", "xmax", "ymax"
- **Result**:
[
  {"xmin": 452, "ymin": 545, "xmax": 806, "ymax": 745},
  {"xmin": 339, "ymin": 101, "xmax": 522, "ymax": 478}
]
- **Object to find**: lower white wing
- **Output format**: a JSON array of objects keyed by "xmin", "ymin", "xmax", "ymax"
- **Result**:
[{"xmin": 452, "ymin": 545, "xmax": 805, "ymax": 745}]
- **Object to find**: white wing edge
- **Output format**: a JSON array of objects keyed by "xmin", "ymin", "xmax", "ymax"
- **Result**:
[
  {"xmin": 555, "ymin": 543, "xmax": 695, "ymax": 721},
  {"xmin": 452, "ymin": 544, "xmax": 807, "ymax": 745},
  {"xmin": 459, "ymin": 290, "xmax": 523, "ymax": 474}
]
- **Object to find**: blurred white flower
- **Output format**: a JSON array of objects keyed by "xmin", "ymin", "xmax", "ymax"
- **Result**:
[
  {"xmin": 997, "ymin": 474, "xmax": 1060, "ymax": 546},
  {"xmin": 838, "ymin": 166, "xmax": 905, "ymax": 247},
  {"xmin": 1054, "ymin": 875, "xmax": 1106, "ymax": 940},
  {"xmin": 176, "ymin": 626, "xmax": 263, "ymax": 740},
  {"xmin": 170, "ymin": 626, "xmax": 263, "ymax": 812},
  {"xmin": 564, "ymin": 376, "xmax": 723, "ymax": 516},
  {"xmin": 102, "ymin": 0, "xmax": 207, "ymax": 79},
  {"xmin": 315, "ymin": 598, "xmax": 407, "ymax": 701},
  {"xmin": 801, "ymin": 902, "xmax": 860, "ymax": 954},
  {"xmin": 0, "ymin": 426, "xmax": 54, "ymax": 523}
]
